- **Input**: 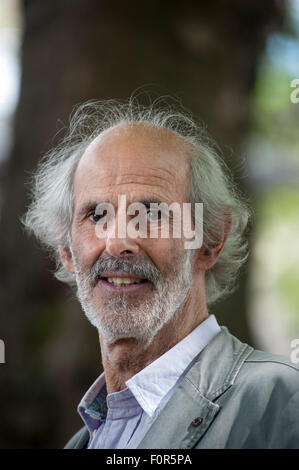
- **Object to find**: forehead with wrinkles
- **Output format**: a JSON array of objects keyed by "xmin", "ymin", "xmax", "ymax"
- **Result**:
[{"xmin": 73, "ymin": 123, "xmax": 193, "ymax": 208}]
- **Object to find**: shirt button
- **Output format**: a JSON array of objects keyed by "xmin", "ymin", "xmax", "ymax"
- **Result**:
[{"xmin": 191, "ymin": 416, "xmax": 203, "ymax": 427}]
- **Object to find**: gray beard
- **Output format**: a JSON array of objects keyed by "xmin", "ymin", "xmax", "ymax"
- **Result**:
[{"xmin": 73, "ymin": 249, "xmax": 193, "ymax": 347}]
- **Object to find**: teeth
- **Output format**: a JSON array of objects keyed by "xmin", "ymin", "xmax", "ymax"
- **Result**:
[{"xmin": 106, "ymin": 277, "xmax": 143, "ymax": 286}]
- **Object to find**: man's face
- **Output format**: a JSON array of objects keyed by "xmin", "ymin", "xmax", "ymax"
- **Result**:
[{"xmin": 69, "ymin": 124, "xmax": 196, "ymax": 345}]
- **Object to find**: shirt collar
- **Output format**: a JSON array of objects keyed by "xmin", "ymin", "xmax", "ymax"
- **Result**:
[
  {"xmin": 125, "ymin": 314, "xmax": 220, "ymax": 417},
  {"xmin": 78, "ymin": 371, "xmax": 107, "ymax": 432},
  {"xmin": 78, "ymin": 314, "xmax": 221, "ymax": 427}
]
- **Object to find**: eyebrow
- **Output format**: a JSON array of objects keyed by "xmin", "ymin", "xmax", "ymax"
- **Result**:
[
  {"xmin": 75, "ymin": 197, "xmax": 165, "ymax": 220},
  {"xmin": 135, "ymin": 198, "xmax": 164, "ymax": 207},
  {"xmin": 76, "ymin": 201, "xmax": 101, "ymax": 220}
]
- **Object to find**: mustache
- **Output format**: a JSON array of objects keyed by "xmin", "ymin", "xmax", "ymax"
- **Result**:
[{"xmin": 89, "ymin": 254, "xmax": 162, "ymax": 288}]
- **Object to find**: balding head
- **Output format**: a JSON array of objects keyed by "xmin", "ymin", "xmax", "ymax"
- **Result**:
[{"xmin": 24, "ymin": 98, "xmax": 249, "ymax": 307}]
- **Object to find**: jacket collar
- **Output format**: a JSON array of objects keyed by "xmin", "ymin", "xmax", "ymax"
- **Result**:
[
  {"xmin": 137, "ymin": 326, "xmax": 253, "ymax": 449},
  {"xmin": 78, "ymin": 315, "xmax": 220, "ymax": 428},
  {"xmin": 126, "ymin": 314, "xmax": 220, "ymax": 418}
]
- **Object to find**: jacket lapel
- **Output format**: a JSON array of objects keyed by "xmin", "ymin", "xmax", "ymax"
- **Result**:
[
  {"xmin": 74, "ymin": 427, "xmax": 90, "ymax": 449},
  {"xmin": 137, "ymin": 377, "xmax": 221, "ymax": 449},
  {"xmin": 137, "ymin": 327, "xmax": 253, "ymax": 449}
]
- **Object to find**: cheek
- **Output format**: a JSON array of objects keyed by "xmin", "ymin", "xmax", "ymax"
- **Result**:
[
  {"xmin": 144, "ymin": 238, "xmax": 184, "ymax": 271},
  {"xmin": 72, "ymin": 226, "xmax": 106, "ymax": 268}
]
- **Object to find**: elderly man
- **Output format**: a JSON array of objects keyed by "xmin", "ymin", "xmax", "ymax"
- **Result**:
[{"xmin": 24, "ymin": 98, "xmax": 299, "ymax": 449}]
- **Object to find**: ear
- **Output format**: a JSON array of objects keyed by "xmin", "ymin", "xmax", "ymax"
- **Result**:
[
  {"xmin": 59, "ymin": 245, "xmax": 75, "ymax": 274},
  {"xmin": 197, "ymin": 211, "xmax": 232, "ymax": 271}
]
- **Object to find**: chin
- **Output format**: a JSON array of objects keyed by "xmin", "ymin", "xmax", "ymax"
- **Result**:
[{"xmin": 98, "ymin": 324, "xmax": 154, "ymax": 346}]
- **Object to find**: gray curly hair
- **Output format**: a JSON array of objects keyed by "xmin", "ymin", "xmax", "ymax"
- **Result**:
[{"xmin": 23, "ymin": 97, "xmax": 251, "ymax": 305}]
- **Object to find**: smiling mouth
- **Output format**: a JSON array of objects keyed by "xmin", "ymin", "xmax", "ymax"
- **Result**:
[
  {"xmin": 96, "ymin": 274, "xmax": 150, "ymax": 291},
  {"xmin": 101, "ymin": 276, "xmax": 148, "ymax": 286}
]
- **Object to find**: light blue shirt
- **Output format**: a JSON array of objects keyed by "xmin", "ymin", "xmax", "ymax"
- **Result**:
[{"xmin": 78, "ymin": 314, "xmax": 221, "ymax": 449}]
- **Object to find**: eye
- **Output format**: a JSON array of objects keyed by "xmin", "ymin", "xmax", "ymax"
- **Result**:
[
  {"xmin": 146, "ymin": 208, "xmax": 162, "ymax": 221},
  {"xmin": 89, "ymin": 210, "xmax": 107, "ymax": 223}
]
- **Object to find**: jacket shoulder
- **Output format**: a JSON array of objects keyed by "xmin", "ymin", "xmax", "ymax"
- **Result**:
[
  {"xmin": 245, "ymin": 348, "xmax": 299, "ymax": 377},
  {"xmin": 247, "ymin": 348, "xmax": 299, "ymax": 366},
  {"xmin": 236, "ymin": 348, "xmax": 299, "ymax": 403},
  {"xmin": 64, "ymin": 426, "xmax": 89, "ymax": 449}
]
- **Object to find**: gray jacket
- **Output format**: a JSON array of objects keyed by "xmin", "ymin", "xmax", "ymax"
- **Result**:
[{"xmin": 64, "ymin": 326, "xmax": 299, "ymax": 449}]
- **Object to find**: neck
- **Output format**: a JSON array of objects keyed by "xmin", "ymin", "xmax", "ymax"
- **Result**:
[{"xmin": 99, "ymin": 283, "xmax": 208, "ymax": 394}]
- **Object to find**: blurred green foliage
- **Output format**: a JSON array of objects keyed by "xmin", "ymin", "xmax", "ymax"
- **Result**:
[
  {"xmin": 255, "ymin": 187, "xmax": 299, "ymax": 328},
  {"xmin": 248, "ymin": 2, "xmax": 299, "ymax": 333},
  {"xmin": 256, "ymin": 187, "xmax": 299, "ymax": 224}
]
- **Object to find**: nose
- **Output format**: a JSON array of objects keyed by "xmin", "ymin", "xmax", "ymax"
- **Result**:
[
  {"xmin": 106, "ymin": 234, "xmax": 140, "ymax": 257},
  {"xmin": 103, "ymin": 196, "xmax": 143, "ymax": 257},
  {"xmin": 105, "ymin": 206, "xmax": 140, "ymax": 257}
]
